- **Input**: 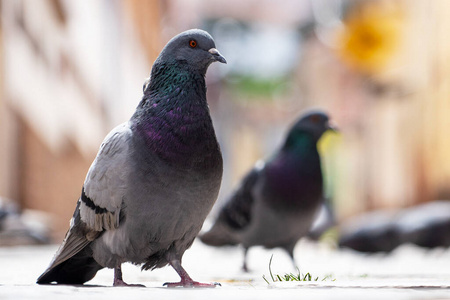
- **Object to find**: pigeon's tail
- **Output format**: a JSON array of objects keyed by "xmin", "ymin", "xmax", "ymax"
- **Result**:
[
  {"xmin": 37, "ymin": 246, "xmax": 103, "ymax": 285},
  {"xmin": 199, "ymin": 221, "xmax": 239, "ymax": 247}
]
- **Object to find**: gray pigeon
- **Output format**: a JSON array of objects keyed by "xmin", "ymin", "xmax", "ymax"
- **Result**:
[
  {"xmin": 37, "ymin": 29, "xmax": 226, "ymax": 287},
  {"xmin": 0, "ymin": 197, "xmax": 51, "ymax": 246},
  {"xmin": 200, "ymin": 110, "xmax": 335, "ymax": 271},
  {"xmin": 339, "ymin": 200, "xmax": 450, "ymax": 252}
]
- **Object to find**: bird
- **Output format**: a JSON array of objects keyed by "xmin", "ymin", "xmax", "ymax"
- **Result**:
[
  {"xmin": 200, "ymin": 110, "xmax": 336, "ymax": 271},
  {"xmin": 339, "ymin": 200, "xmax": 450, "ymax": 252},
  {"xmin": 37, "ymin": 29, "xmax": 226, "ymax": 287},
  {"xmin": 338, "ymin": 210, "xmax": 399, "ymax": 253},
  {"xmin": 0, "ymin": 197, "xmax": 51, "ymax": 246}
]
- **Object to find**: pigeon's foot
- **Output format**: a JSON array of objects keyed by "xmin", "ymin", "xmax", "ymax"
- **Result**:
[
  {"xmin": 113, "ymin": 265, "xmax": 145, "ymax": 287},
  {"xmin": 166, "ymin": 258, "xmax": 221, "ymax": 288},
  {"xmin": 113, "ymin": 278, "xmax": 146, "ymax": 287},
  {"xmin": 163, "ymin": 280, "xmax": 220, "ymax": 288}
]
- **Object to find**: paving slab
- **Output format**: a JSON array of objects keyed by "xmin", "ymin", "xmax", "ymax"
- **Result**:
[{"xmin": 1, "ymin": 239, "xmax": 450, "ymax": 299}]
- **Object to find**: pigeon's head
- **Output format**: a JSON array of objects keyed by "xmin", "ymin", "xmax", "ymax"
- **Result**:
[
  {"xmin": 156, "ymin": 29, "xmax": 226, "ymax": 74},
  {"xmin": 287, "ymin": 110, "xmax": 337, "ymax": 144}
]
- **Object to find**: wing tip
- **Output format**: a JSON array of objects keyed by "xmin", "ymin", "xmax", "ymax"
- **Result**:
[{"xmin": 199, "ymin": 225, "xmax": 238, "ymax": 247}]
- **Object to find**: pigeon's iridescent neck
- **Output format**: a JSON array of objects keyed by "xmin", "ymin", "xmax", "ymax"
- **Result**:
[
  {"xmin": 148, "ymin": 61, "xmax": 206, "ymax": 98},
  {"xmin": 133, "ymin": 61, "xmax": 208, "ymax": 118},
  {"xmin": 131, "ymin": 61, "xmax": 220, "ymax": 169},
  {"xmin": 283, "ymin": 131, "xmax": 317, "ymax": 152}
]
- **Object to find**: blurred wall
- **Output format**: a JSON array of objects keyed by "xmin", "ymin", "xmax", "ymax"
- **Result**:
[
  {"xmin": 2, "ymin": 0, "xmax": 450, "ymax": 241},
  {"xmin": 0, "ymin": 0, "xmax": 160, "ymax": 240},
  {"xmin": 296, "ymin": 0, "xmax": 450, "ymax": 218}
]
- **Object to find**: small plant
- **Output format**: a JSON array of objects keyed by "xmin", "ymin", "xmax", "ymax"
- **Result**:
[{"xmin": 262, "ymin": 255, "xmax": 335, "ymax": 284}]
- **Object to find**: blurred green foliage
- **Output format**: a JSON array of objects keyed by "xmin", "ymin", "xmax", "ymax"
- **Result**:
[{"xmin": 226, "ymin": 75, "xmax": 290, "ymax": 102}]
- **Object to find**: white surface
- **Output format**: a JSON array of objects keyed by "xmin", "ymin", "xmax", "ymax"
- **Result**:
[{"xmin": 1, "ymin": 239, "xmax": 450, "ymax": 299}]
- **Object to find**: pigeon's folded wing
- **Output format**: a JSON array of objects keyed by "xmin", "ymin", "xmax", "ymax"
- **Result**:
[
  {"xmin": 200, "ymin": 163, "xmax": 262, "ymax": 247},
  {"xmin": 80, "ymin": 122, "xmax": 133, "ymax": 232},
  {"xmin": 38, "ymin": 123, "xmax": 133, "ymax": 279},
  {"xmin": 220, "ymin": 163, "xmax": 262, "ymax": 231}
]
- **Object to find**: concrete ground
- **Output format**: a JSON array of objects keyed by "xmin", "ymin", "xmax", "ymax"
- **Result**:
[{"xmin": 1, "ymin": 239, "xmax": 450, "ymax": 299}]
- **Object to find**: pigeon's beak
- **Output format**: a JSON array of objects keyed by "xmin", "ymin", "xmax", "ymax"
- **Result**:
[{"xmin": 208, "ymin": 48, "xmax": 227, "ymax": 64}]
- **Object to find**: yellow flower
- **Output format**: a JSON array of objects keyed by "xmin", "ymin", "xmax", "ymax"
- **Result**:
[{"xmin": 337, "ymin": 1, "xmax": 404, "ymax": 74}]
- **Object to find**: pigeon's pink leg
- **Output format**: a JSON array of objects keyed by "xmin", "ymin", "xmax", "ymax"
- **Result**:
[
  {"xmin": 163, "ymin": 260, "xmax": 220, "ymax": 288},
  {"xmin": 113, "ymin": 265, "xmax": 145, "ymax": 287}
]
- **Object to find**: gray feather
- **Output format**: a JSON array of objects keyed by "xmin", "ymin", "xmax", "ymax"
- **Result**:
[{"xmin": 81, "ymin": 122, "xmax": 132, "ymax": 231}]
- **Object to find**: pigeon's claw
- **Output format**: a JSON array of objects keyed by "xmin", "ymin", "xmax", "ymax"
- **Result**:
[
  {"xmin": 113, "ymin": 266, "xmax": 146, "ymax": 287},
  {"xmin": 163, "ymin": 280, "xmax": 220, "ymax": 288},
  {"xmin": 165, "ymin": 259, "xmax": 221, "ymax": 288},
  {"xmin": 113, "ymin": 279, "xmax": 146, "ymax": 287}
]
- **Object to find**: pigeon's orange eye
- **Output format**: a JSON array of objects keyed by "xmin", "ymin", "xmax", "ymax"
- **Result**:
[{"xmin": 189, "ymin": 40, "xmax": 197, "ymax": 48}]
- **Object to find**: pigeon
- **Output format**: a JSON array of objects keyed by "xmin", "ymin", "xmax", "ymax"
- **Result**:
[
  {"xmin": 338, "ymin": 210, "xmax": 399, "ymax": 253},
  {"xmin": 339, "ymin": 200, "xmax": 450, "ymax": 252},
  {"xmin": 0, "ymin": 197, "xmax": 51, "ymax": 246},
  {"xmin": 200, "ymin": 110, "xmax": 336, "ymax": 271},
  {"xmin": 37, "ymin": 29, "xmax": 226, "ymax": 287}
]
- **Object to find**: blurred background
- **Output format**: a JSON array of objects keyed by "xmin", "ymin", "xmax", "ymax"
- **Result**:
[{"xmin": 0, "ymin": 0, "xmax": 450, "ymax": 247}]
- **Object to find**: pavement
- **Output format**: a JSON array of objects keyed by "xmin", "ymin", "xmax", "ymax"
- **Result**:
[{"xmin": 1, "ymin": 239, "xmax": 450, "ymax": 299}]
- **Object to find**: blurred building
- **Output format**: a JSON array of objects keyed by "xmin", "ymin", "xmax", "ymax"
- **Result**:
[
  {"xmin": 2, "ymin": 0, "xmax": 450, "ymax": 241},
  {"xmin": 0, "ymin": 0, "xmax": 162, "ymax": 240},
  {"xmin": 296, "ymin": 0, "xmax": 450, "ymax": 218}
]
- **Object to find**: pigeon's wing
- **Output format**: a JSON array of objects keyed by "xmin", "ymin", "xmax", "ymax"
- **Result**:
[
  {"xmin": 38, "ymin": 123, "xmax": 133, "ymax": 277},
  {"xmin": 80, "ymin": 122, "xmax": 133, "ymax": 232},
  {"xmin": 200, "ymin": 162, "xmax": 263, "ymax": 246},
  {"xmin": 37, "ymin": 200, "xmax": 102, "ymax": 284},
  {"xmin": 220, "ymin": 163, "xmax": 263, "ymax": 231}
]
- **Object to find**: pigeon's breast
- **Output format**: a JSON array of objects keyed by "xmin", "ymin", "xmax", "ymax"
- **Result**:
[
  {"xmin": 104, "ymin": 104, "xmax": 223, "ymax": 263},
  {"xmin": 135, "ymin": 98, "xmax": 222, "ymax": 171},
  {"xmin": 261, "ymin": 151, "xmax": 323, "ymax": 211},
  {"xmin": 93, "ymin": 134, "xmax": 222, "ymax": 266},
  {"xmin": 131, "ymin": 106, "xmax": 223, "ymax": 203}
]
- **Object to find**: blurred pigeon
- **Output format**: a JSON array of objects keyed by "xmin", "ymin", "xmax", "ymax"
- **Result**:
[
  {"xmin": 200, "ymin": 111, "xmax": 336, "ymax": 271},
  {"xmin": 339, "ymin": 200, "xmax": 450, "ymax": 252},
  {"xmin": 37, "ymin": 29, "xmax": 226, "ymax": 287},
  {"xmin": 396, "ymin": 200, "xmax": 450, "ymax": 248},
  {"xmin": 338, "ymin": 210, "xmax": 399, "ymax": 252},
  {"xmin": 0, "ymin": 197, "xmax": 51, "ymax": 246}
]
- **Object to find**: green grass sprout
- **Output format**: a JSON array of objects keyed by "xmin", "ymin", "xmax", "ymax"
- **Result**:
[{"xmin": 262, "ymin": 254, "xmax": 335, "ymax": 284}]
